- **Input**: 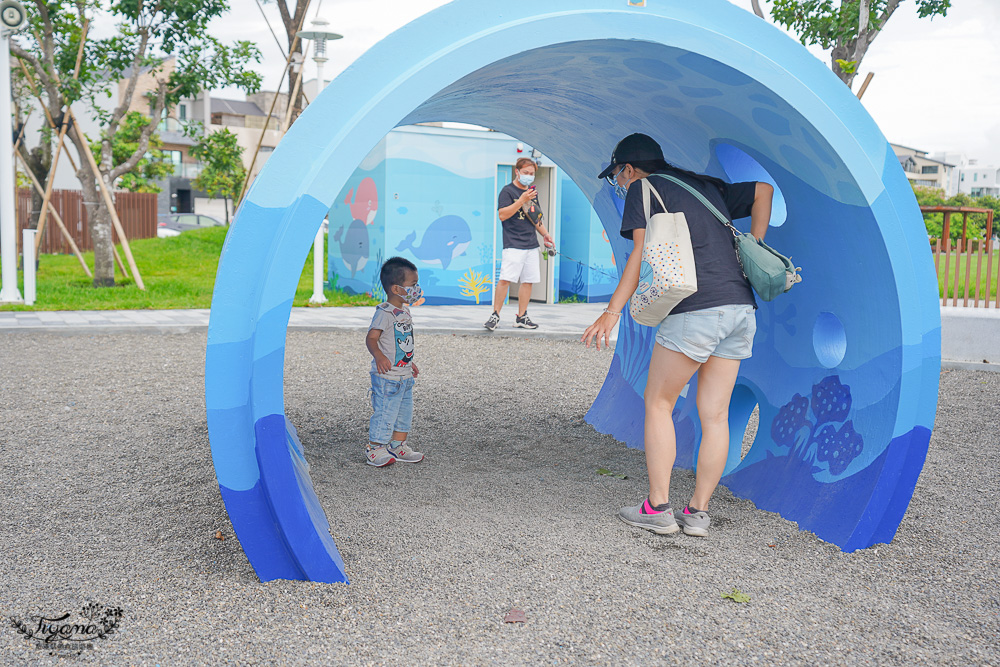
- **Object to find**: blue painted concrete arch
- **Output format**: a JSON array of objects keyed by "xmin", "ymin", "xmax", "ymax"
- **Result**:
[{"xmin": 206, "ymin": 0, "xmax": 940, "ymax": 582}]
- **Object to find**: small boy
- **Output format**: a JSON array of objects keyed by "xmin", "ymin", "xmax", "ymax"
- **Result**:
[{"xmin": 364, "ymin": 256, "xmax": 424, "ymax": 467}]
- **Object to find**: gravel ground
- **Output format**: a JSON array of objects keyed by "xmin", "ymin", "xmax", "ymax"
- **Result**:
[{"xmin": 0, "ymin": 331, "xmax": 997, "ymax": 666}]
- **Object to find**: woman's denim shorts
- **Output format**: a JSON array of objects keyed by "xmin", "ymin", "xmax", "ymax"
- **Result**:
[
  {"xmin": 655, "ymin": 304, "xmax": 757, "ymax": 363},
  {"xmin": 369, "ymin": 374, "xmax": 415, "ymax": 444}
]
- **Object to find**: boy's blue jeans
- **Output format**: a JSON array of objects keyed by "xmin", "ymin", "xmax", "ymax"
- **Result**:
[{"xmin": 369, "ymin": 374, "xmax": 415, "ymax": 445}]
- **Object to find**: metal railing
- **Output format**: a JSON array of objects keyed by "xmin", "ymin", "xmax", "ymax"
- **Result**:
[{"xmin": 171, "ymin": 162, "xmax": 203, "ymax": 179}]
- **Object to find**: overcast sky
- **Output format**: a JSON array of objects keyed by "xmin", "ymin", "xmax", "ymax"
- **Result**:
[{"xmin": 208, "ymin": 0, "xmax": 1000, "ymax": 166}]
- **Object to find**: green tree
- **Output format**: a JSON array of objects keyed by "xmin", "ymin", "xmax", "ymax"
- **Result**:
[
  {"xmin": 191, "ymin": 129, "xmax": 246, "ymax": 224},
  {"xmin": 912, "ymin": 185, "xmax": 998, "ymax": 241},
  {"xmin": 90, "ymin": 112, "xmax": 174, "ymax": 193},
  {"xmin": 12, "ymin": 0, "xmax": 262, "ymax": 286},
  {"xmin": 762, "ymin": 1, "xmax": 952, "ymax": 88}
]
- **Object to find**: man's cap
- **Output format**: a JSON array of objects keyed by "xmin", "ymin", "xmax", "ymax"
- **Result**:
[{"xmin": 597, "ymin": 133, "xmax": 665, "ymax": 179}]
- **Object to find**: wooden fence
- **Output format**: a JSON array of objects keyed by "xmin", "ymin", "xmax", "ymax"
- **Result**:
[
  {"xmin": 924, "ymin": 206, "xmax": 997, "ymax": 308},
  {"xmin": 15, "ymin": 188, "xmax": 158, "ymax": 255}
]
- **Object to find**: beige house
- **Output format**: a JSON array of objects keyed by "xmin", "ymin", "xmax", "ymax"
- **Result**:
[
  {"xmin": 157, "ymin": 73, "xmax": 286, "ymax": 220},
  {"xmin": 891, "ymin": 143, "xmax": 956, "ymax": 196}
]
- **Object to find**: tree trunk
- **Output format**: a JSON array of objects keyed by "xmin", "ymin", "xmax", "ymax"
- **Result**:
[
  {"xmin": 830, "ymin": 42, "xmax": 859, "ymax": 88},
  {"xmin": 29, "ymin": 191, "xmax": 43, "ymax": 231},
  {"xmin": 830, "ymin": 5, "xmax": 888, "ymax": 90},
  {"xmin": 23, "ymin": 145, "xmax": 52, "ymax": 231},
  {"xmin": 81, "ymin": 173, "xmax": 115, "ymax": 287},
  {"xmin": 280, "ymin": 0, "xmax": 310, "ymax": 125},
  {"xmin": 288, "ymin": 43, "xmax": 305, "ymax": 125},
  {"xmin": 224, "ymin": 196, "xmax": 230, "ymax": 225}
]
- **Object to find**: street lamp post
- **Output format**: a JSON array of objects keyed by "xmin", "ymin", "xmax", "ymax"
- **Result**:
[
  {"xmin": 297, "ymin": 18, "xmax": 342, "ymax": 305},
  {"xmin": 0, "ymin": 0, "xmax": 28, "ymax": 303}
]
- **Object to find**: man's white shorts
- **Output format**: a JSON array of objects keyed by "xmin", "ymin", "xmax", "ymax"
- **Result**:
[{"xmin": 499, "ymin": 247, "xmax": 541, "ymax": 284}]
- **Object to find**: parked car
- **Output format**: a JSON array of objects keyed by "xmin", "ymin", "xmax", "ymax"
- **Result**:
[{"xmin": 157, "ymin": 213, "xmax": 226, "ymax": 238}]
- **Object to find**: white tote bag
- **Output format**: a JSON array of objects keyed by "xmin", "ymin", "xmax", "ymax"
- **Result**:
[{"xmin": 628, "ymin": 178, "xmax": 698, "ymax": 326}]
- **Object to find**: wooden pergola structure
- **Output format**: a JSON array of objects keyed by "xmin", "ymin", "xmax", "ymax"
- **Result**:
[{"xmin": 920, "ymin": 205, "xmax": 996, "ymax": 308}]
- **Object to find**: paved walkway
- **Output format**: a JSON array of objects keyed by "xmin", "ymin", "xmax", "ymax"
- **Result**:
[
  {"xmin": 3, "ymin": 304, "xmax": 996, "ymax": 370},
  {"xmin": 0, "ymin": 303, "xmax": 618, "ymax": 342}
]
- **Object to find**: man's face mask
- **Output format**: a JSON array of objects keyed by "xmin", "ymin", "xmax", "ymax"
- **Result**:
[
  {"xmin": 518, "ymin": 172, "xmax": 535, "ymax": 187},
  {"xmin": 396, "ymin": 284, "xmax": 423, "ymax": 305}
]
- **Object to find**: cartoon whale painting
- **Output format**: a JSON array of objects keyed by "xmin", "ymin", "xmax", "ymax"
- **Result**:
[
  {"xmin": 636, "ymin": 260, "xmax": 654, "ymax": 294},
  {"xmin": 345, "ymin": 177, "xmax": 379, "ymax": 225},
  {"xmin": 396, "ymin": 215, "xmax": 471, "ymax": 270},
  {"xmin": 333, "ymin": 219, "xmax": 370, "ymax": 278}
]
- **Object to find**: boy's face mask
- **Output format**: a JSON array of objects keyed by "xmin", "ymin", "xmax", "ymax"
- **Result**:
[{"xmin": 396, "ymin": 284, "xmax": 423, "ymax": 305}]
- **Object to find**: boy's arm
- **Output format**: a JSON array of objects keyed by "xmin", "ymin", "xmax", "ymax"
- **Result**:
[{"xmin": 366, "ymin": 329, "xmax": 392, "ymax": 375}]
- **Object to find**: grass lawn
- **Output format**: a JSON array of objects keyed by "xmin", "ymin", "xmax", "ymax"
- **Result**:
[
  {"xmin": 0, "ymin": 227, "xmax": 379, "ymax": 311},
  {"xmin": 935, "ymin": 249, "xmax": 999, "ymax": 302}
]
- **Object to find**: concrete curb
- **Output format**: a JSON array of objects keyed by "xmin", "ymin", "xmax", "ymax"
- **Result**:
[{"xmin": 940, "ymin": 306, "xmax": 1000, "ymax": 370}]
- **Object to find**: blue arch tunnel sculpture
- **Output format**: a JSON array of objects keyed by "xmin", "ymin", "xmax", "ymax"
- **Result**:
[{"xmin": 205, "ymin": 0, "xmax": 941, "ymax": 583}]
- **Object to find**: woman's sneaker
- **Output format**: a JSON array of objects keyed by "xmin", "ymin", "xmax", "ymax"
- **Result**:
[
  {"xmin": 484, "ymin": 311, "xmax": 500, "ymax": 331},
  {"xmin": 674, "ymin": 506, "xmax": 711, "ymax": 536},
  {"xmin": 514, "ymin": 312, "xmax": 538, "ymax": 329},
  {"xmin": 387, "ymin": 440, "xmax": 424, "ymax": 463},
  {"xmin": 365, "ymin": 445, "xmax": 395, "ymax": 467},
  {"xmin": 618, "ymin": 499, "xmax": 679, "ymax": 535}
]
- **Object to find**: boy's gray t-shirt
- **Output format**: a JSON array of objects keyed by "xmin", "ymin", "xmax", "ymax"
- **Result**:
[{"xmin": 368, "ymin": 302, "xmax": 415, "ymax": 379}]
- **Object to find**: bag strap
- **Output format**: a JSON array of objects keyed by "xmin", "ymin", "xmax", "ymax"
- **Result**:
[
  {"xmin": 648, "ymin": 173, "xmax": 739, "ymax": 237},
  {"xmin": 640, "ymin": 178, "xmax": 670, "ymax": 222}
]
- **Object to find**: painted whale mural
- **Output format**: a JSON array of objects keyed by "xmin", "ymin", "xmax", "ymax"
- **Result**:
[
  {"xmin": 333, "ymin": 219, "xmax": 370, "ymax": 278},
  {"xmin": 395, "ymin": 215, "xmax": 472, "ymax": 270},
  {"xmin": 345, "ymin": 177, "xmax": 379, "ymax": 225}
]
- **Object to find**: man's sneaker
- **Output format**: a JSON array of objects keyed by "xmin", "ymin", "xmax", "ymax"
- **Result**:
[
  {"xmin": 514, "ymin": 312, "xmax": 538, "ymax": 329},
  {"xmin": 387, "ymin": 440, "xmax": 424, "ymax": 463},
  {"xmin": 674, "ymin": 506, "xmax": 711, "ymax": 536},
  {"xmin": 484, "ymin": 311, "xmax": 500, "ymax": 331},
  {"xmin": 618, "ymin": 500, "xmax": 679, "ymax": 535},
  {"xmin": 365, "ymin": 445, "xmax": 395, "ymax": 467}
]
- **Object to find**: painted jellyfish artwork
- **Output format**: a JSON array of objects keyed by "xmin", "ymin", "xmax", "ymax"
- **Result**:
[{"xmin": 205, "ymin": 0, "xmax": 940, "ymax": 583}]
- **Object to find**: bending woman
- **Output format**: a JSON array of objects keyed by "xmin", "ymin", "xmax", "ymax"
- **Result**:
[{"xmin": 583, "ymin": 133, "xmax": 773, "ymax": 537}]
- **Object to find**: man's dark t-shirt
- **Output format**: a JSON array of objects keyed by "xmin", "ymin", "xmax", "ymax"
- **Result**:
[
  {"xmin": 620, "ymin": 170, "xmax": 757, "ymax": 315},
  {"xmin": 497, "ymin": 182, "xmax": 540, "ymax": 250}
]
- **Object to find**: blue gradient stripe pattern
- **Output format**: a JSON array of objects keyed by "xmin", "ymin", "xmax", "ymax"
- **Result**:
[{"xmin": 205, "ymin": 0, "xmax": 940, "ymax": 583}]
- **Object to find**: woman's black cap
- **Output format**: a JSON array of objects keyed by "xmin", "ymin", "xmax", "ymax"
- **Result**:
[{"xmin": 597, "ymin": 133, "xmax": 665, "ymax": 179}]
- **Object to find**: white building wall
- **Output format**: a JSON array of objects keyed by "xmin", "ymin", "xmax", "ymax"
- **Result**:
[
  {"xmin": 958, "ymin": 165, "xmax": 1000, "ymax": 197},
  {"xmin": 20, "ymin": 95, "xmax": 115, "ymax": 191}
]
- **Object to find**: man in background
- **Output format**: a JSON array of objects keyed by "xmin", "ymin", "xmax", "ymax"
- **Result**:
[{"xmin": 485, "ymin": 157, "xmax": 554, "ymax": 331}]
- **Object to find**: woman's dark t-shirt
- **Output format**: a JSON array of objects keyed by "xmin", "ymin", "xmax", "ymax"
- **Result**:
[
  {"xmin": 620, "ymin": 170, "xmax": 757, "ymax": 314},
  {"xmin": 497, "ymin": 182, "xmax": 540, "ymax": 250}
]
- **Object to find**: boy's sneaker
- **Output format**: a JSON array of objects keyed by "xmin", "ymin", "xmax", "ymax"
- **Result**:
[
  {"xmin": 514, "ymin": 312, "xmax": 538, "ymax": 329},
  {"xmin": 618, "ymin": 500, "xmax": 679, "ymax": 535},
  {"xmin": 387, "ymin": 440, "xmax": 424, "ymax": 463},
  {"xmin": 484, "ymin": 311, "xmax": 500, "ymax": 331},
  {"xmin": 365, "ymin": 445, "xmax": 395, "ymax": 467},
  {"xmin": 674, "ymin": 506, "xmax": 711, "ymax": 536}
]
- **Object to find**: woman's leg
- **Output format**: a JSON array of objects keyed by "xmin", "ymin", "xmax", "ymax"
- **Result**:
[
  {"xmin": 689, "ymin": 354, "xmax": 742, "ymax": 510},
  {"xmin": 644, "ymin": 343, "xmax": 701, "ymax": 506}
]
